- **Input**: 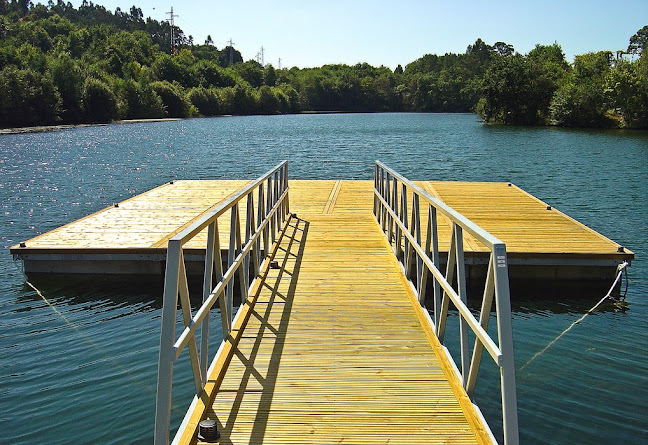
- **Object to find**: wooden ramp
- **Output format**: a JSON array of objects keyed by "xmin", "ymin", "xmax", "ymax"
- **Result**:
[{"xmin": 176, "ymin": 212, "xmax": 490, "ymax": 444}]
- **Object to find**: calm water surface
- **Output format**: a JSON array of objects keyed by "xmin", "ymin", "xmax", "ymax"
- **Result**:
[{"xmin": 1, "ymin": 114, "xmax": 646, "ymax": 443}]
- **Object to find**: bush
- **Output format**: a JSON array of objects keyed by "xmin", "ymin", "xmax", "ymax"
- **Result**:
[
  {"xmin": 150, "ymin": 81, "xmax": 192, "ymax": 117},
  {"xmin": 120, "ymin": 79, "xmax": 165, "ymax": 119},
  {"xmin": 50, "ymin": 53, "xmax": 83, "ymax": 123},
  {"xmin": 219, "ymin": 85, "xmax": 256, "ymax": 114},
  {"xmin": 549, "ymin": 82, "xmax": 612, "ymax": 128},
  {"xmin": 187, "ymin": 87, "xmax": 220, "ymax": 116},
  {"xmin": 257, "ymin": 85, "xmax": 278, "ymax": 114},
  {"xmin": 82, "ymin": 77, "xmax": 118, "ymax": 123},
  {"xmin": 0, "ymin": 66, "xmax": 61, "ymax": 127}
]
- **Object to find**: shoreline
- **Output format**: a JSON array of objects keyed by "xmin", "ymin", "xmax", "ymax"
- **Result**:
[
  {"xmin": 2, "ymin": 113, "xmax": 645, "ymax": 135},
  {"xmin": 0, "ymin": 118, "xmax": 182, "ymax": 135}
]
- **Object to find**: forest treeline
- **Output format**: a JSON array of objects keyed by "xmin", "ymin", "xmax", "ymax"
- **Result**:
[{"xmin": 1, "ymin": 1, "xmax": 647, "ymax": 129}]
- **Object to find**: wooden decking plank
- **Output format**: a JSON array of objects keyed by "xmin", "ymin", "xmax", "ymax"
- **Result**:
[
  {"xmin": 178, "ymin": 214, "xmax": 489, "ymax": 445},
  {"xmin": 11, "ymin": 179, "xmax": 632, "ymax": 263}
]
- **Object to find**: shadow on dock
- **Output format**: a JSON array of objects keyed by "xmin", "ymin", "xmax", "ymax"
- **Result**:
[{"xmin": 207, "ymin": 217, "xmax": 309, "ymax": 443}]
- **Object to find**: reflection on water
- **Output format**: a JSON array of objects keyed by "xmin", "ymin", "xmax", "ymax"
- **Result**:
[{"xmin": 1, "ymin": 113, "xmax": 647, "ymax": 444}]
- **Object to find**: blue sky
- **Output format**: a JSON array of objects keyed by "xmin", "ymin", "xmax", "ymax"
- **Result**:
[{"xmin": 78, "ymin": 0, "xmax": 646, "ymax": 68}]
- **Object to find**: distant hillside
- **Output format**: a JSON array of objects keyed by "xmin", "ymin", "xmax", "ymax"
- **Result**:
[{"xmin": 0, "ymin": 1, "xmax": 646, "ymax": 129}]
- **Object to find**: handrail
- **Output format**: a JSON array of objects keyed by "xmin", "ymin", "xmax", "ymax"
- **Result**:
[
  {"xmin": 154, "ymin": 161, "xmax": 289, "ymax": 445},
  {"xmin": 373, "ymin": 161, "xmax": 519, "ymax": 445}
]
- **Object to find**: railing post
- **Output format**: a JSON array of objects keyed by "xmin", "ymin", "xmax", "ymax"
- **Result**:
[
  {"xmin": 493, "ymin": 244, "xmax": 519, "ymax": 445},
  {"xmin": 400, "ymin": 183, "xmax": 409, "ymax": 269},
  {"xmin": 412, "ymin": 193, "xmax": 423, "ymax": 303},
  {"xmin": 267, "ymin": 176, "xmax": 275, "ymax": 244},
  {"xmin": 437, "ymin": 226, "xmax": 456, "ymax": 342},
  {"xmin": 274, "ymin": 170, "xmax": 280, "ymax": 232},
  {"xmin": 248, "ymin": 193, "xmax": 260, "ymax": 278},
  {"xmin": 405, "ymin": 191, "xmax": 417, "ymax": 280},
  {"xmin": 177, "ymin": 252, "xmax": 204, "ymax": 394},
  {"xmin": 211, "ymin": 222, "xmax": 229, "ymax": 334},
  {"xmin": 201, "ymin": 222, "xmax": 216, "ymax": 379},
  {"xmin": 466, "ymin": 254, "xmax": 495, "ymax": 397},
  {"xmin": 373, "ymin": 164, "xmax": 379, "ymax": 218},
  {"xmin": 283, "ymin": 163, "xmax": 290, "ymax": 217},
  {"xmin": 419, "ymin": 205, "xmax": 431, "ymax": 308},
  {"xmin": 454, "ymin": 225, "xmax": 470, "ymax": 386},
  {"xmin": 384, "ymin": 173, "xmax": 391, "ymax": 234},
  {"xmin": 392, "ymin": 178, "xmax": 399, "ymax": 253},
  {"xmin": 234, "ymin": 201, "xmax": 248, "ymax": 304},
  {"xmin": 259, "ymin": 183, "xmax": 268, "ymax": 259},
  {"xmin": 379, "ymin": 167, "xmax": 386, "ymax": 229},
  {"xmin": 154, "ymin": 240, "xmax": 182, "ymax": 445},
  {"xmin": 225, "ymin": 205, "xmax": 238, "ymax": 329},
  {"xmin": 387, "ymin": 175, "xmax": 395, "ymax": 244}
]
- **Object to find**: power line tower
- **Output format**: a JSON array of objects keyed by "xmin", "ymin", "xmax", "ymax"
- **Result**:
[
  {"xmin": 166, "ymin": 7, "xmax": 179, "ymax": 55},
  {"xmin": 227, "ymin": 38, "xmax": 235, "ymax": 65},
  {"xmin": 278, "ymin": 57, "xmax": 281, "ymax": 69},
  {"xmin": 255, "ymin": 47, "xmax": 265, "ymax": 66}
]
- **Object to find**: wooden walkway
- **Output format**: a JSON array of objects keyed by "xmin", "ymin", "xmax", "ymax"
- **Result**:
[{"xmin": 176, "ymin": 211, "xmax": 490, "ymax": 444}]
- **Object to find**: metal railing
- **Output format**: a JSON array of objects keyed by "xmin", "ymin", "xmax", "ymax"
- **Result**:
[
  {"xmin": 373, "ymin": 161, "xmax": 519, "ymax": 445},
  {"xmin": 154, "ymin": 161, "xmax": 289, "ymax": 445}
]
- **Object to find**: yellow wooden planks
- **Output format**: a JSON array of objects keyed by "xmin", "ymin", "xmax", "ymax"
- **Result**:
[
  {"xmin": 178, "ymin": 214, "xmax": 489, "ymax": 445},
  {"xmin": 11, "ymin": 179, "xmax": 632, "ymax": 265},
  {"xmin": 12, "ymin": 180, "xmax": 251, "ymax": 251},
  {"xmin": 422, "ymin": 181, "xmax": 631, "ymax": 257}
]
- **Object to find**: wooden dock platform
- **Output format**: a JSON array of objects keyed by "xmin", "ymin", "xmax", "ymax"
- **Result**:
[
  {"xmin": 174, "ymin": 213, "xmax": 491, "ymax": 444},
  {"xmin": 11, "ymin": 180, "xmax": 633, "ymax": 280},
  {"xmin": 14, "ymin": 162, "xmax": 633, "ymax": 445}
]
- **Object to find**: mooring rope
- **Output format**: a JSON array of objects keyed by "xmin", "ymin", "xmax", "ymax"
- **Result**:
[
  {"xmin": 13, "ymin": 257, "xmax": 156, "ymax": 394},
  {"xmin": 520, "ymin": 261, "xmax": 629, "ymax": 371}
]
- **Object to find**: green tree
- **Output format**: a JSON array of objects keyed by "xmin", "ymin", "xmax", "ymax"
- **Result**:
[
  {"xmin": 257, "ymin": 85, "xmax": 278, "ymax": 113},
  {"xmin": 193, "ymin": 60, "xmax": 235, "ymax": 87},
  {"xmin": 480, "ymin": 55, "xmax": 540, "ymax": 124},
  {"xmin": 119, "ymin": 79, "xmax": 165, "ymax": 119},
  {"xmin": 50, "ymin": 52, "xmax": 83, "ymax": 122},
  {"xmin": 234, "ymin": 60, "xmax": 264, "ymax": 87},
  {"xmin": 152, "ymin": 53, "xmax": 196, "ymax": 87},
  {"xmin": 187, "ymin": 86, "xmax": 220, "ymax": 116},
  {"xmin": 0, "ymin": 66, "xmax": 61, "ymax": 127},
  {"xmin": 150, "ymin": 80, "xmax": 192, "ymax": 117},
  {"xmin": 627, "ymin": 25, "xmax": 648, "ymax": 55},
  {"xmin": 264, "ymin": 64, "xmax": 276, "ymax": 86},
  {"xmin": 493, "ymin": 42, "xmax": 514, "ymax": 57},
  {"xmin": 607, "ymin": 58, "xmax": 648, "ymax": 128},
  {"xmin": 550, "ymin": 51, "xmax": 613, "ymax": 127},
  {"xmin": 82, "ymin": 77, "xmax": 118, "ymax": 122}
]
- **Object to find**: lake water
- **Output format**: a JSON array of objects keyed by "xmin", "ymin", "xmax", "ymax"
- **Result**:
[{"xmin": 1, "ymin": 113, "xmax": 646, "ymax": 444}]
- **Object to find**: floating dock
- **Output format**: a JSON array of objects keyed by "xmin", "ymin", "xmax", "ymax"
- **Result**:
[
  {"xmin": 12, "ymin": 162, "xmax": 634, "ymax": 445},
  {"xmin": 11, "ymin": 179, "xmax": 633, "ymax": 281}
]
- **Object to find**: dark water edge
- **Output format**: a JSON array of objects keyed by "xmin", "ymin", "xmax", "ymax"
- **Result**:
[
  {"xmin": 1, "ymin": 113, "xmax": 646, "ymax": 444},
  {"xmin": 4, "ymin": 111, "xmax": 648, "ymax": 136}
]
